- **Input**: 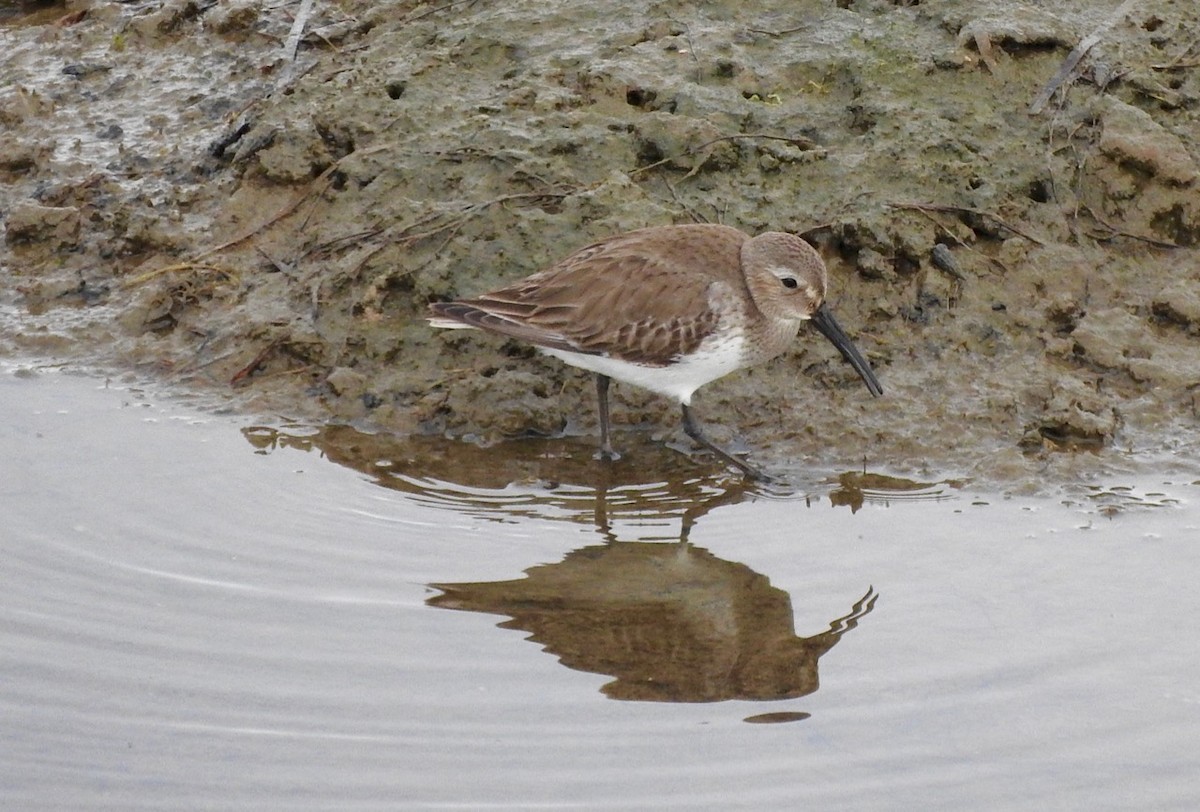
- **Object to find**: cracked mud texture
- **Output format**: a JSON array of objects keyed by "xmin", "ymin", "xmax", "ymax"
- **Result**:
[{"xmin": 3, "ymin": 0, "xmax": 1199, "ymax": 489}]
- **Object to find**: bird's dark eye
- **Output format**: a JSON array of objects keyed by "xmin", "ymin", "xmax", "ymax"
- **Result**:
[{"xmin": 781, "ymin": 277, "xmax": 799, "ymax": 289}]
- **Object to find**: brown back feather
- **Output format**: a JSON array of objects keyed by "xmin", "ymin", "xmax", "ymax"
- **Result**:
[{"xmin": 430, "ymin": 225, "xmax": 750, "ymax": 366}]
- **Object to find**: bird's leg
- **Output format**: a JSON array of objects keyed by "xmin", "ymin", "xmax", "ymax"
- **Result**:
[
  {"xmin": 594, "ymin": 373, "xmax": 620, "ymax": 460},
  {"xmin": 680, "ymin": 404, "xmax": 766, "ymax": 480}
]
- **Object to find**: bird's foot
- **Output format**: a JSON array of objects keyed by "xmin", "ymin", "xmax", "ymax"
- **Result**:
[{"xmin": 728, "ymin": 456, "xmax": 771, "ymax": 483}]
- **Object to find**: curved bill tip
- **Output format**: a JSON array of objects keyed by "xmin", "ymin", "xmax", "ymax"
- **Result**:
[{"xmin": 809, "ymin": 304, "xmax": 883, "ymax": 397}]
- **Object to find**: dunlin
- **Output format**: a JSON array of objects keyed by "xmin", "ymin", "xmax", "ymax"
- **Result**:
[{"xmin": 429, "ymin": 224, "xmax": 882, "ymax": 478}]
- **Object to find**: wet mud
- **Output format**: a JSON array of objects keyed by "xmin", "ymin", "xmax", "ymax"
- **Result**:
[{"xmin": 3, "ymin": 0, "xmax": 1199, "ymax": 488}]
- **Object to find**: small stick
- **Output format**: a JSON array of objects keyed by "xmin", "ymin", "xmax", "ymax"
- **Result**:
[
  {"xmin": 230, "ymin": 340, "xmax": 282, "ymax": 386},
  {"xmin": 1029, "ymin": 0, "xmax": 1138, "ymax": 114},
  {"xmin": 1081, "ymin": 206, "xmax": 1180, "ymax": 249},
  {"xmin": 1150, "ymin": 37, "xmax": 1200, "ymax": 70},
  {"xmin": 887, "ymin": 202, "xmax": 1046, "ymax": 246},
  {"xmin": 282, "ymin": 0, "xmax": 316, "ymax": 62},
  {"xmin": 190, "ymin": 166, "xmax": 337, "ymax": 261},
  {"xmin": 122, "ymin": 262, "xmax": 237, "ymax": 287},
  {"xmin": 402, "ymin": 0, "xmax": 479, "ymax": 24},
  {"xmin": 973, "ymin": 32, "xmax": 999, "ymax": 74},
  {"xmin": 190, "ymin": 141, "xmax": 394, "ymax": 261},
  {"xmin": 747, "ymin": 24, "xmax": 809, "ymax": 38}
]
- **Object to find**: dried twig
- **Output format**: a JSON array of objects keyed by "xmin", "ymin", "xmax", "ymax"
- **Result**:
[
  {"xmin": 123, "ymin": 262, "xmax": 238, "ymax": 288},
  {"xmin": 1029, "ymin": 0, "xmax": 1138, "ymax": 114},
  {"xmin": 1150, "ymin": 37, "xmax": 1200, "ymax": 70},
  {"xmin": 973, "ymin": 32, "xmax": 1000, "ymax": 74},
  {"xmin": 747, "ymin": 24, "xmax": 809, "ymax": 38},
  {"xmin": 1080, "ymin": 206, "xmax": 1180, "ymax": 249},
  {"xmin": 230, "ymin": 339, "xmax": 282, "ymax": 386},
  {"xmin": 659, "ymin": 176, "xmax": 709, "ymax": 223},
  {"xmin": 282, "ymin": 0, "xmax": 316, "ymax": 62},
  {"xmin": 191, "ymin": 142, "xmax": 395, "ymax": 261},
  {"xmin": 668, "ymin": 17, "xmax": 702, "ymax": 84},
  {"xmin": 401, "ymin": 0, "xmax": 479, "ymax": 25},
  {"xmin": 904, "ymin": 206, "xmax": 972, "ymax": 248},
  {"xmin": 254, "ymin": 244, "xmax": 296, "ymax": 275},
  {"xmin": 190, "ymin": 166, "xmax": 338, "ymax": 261},
  {"xmin": 1153, "ymin": 58, "xmax": 1200, "ymax": 69},
  {"xmin": 887, "ymin": 202, "xmax": 1046, "ymax": 246}
]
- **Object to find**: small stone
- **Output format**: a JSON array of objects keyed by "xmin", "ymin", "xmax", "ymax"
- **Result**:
[
  {"xmin": 1096, "ymin": 97, "xmax": 1199, "ymax": 185},
  {"xmin": 4, "ymin": 201, "xmax": 81, "ymax": 247},
  {"xmin": 1071, "ymin": 308, "xmax": 1150, "ymax": 370},
  {"xmin": 1152, "ymin": 281, "xmax": 1200, "ymax": 329},
  {"xmin": 206, "ymin": 0, "xmax": 259, "ymax": 35},
  {"xmin": 118, "ymin": 284, "xmax": 174, "ymax": 333},
  {"xmin": 855, "ymin": 247, "xmax": 894, "ymax": 280},
  {"xmin": 931, "ymin": 243, "xmax": 964, "ymax": 279},
  {"xmin": 0, "ymin": 135, "xmax": 45, "ymax": 171},
  {"xmin": 326, "ymin": 367, "xmax": 368, "ymax": 399}
]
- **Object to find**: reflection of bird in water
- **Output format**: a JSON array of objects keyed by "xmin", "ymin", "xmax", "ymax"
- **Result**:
[
  {"xmin": 242, "ymin": 425, "xmax": 768, "ymax": 527},
  {"xmin": 239, "ymin": 422, "xmax": 884, "ymax": 702},
  {"xmin": 240, "ymin": 423, "xmax": 950, "ymax": 517},
  {"xmin": 431, "ymin": 543, "xmax": 877, "ymax": 703}
]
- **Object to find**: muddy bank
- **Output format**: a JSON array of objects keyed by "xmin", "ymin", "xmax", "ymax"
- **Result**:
[{"xmin": 3, "ymin": 0, "xmax": 1199, "ymax": 488}]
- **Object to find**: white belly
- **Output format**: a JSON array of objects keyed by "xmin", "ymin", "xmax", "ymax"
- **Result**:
[{"xmin": 542, "ymin": 334, "xmax": 747, "ymax": 405}]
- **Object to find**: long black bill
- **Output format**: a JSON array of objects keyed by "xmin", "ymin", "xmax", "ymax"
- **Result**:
[{"xmin": 809, "ymin": 303, "xmax": 883, "ymax": 396}]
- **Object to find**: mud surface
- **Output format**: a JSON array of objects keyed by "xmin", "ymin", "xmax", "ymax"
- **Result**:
[{"xmin": 3, "ymin": 0, "xmax": 1199, "ymax": 487}]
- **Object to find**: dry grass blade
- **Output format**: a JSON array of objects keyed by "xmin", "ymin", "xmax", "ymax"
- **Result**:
[
  {"xmin": 1028, "ymin": 0, "xmax": 1139, "ymax": 114},
  {"xmin": 123, "ymin": 262, "xmax": 240, "ymax": 288}
]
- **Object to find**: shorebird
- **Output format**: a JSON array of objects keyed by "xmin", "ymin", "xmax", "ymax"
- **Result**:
[{"xmin": 428, "ymin": 224, "xmax": 882, "ymax": 479}]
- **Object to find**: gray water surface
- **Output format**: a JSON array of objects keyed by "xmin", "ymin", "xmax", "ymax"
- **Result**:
[{"xmin": 3, "ymin": 369, "xmax": 1198, "ymax": 810}]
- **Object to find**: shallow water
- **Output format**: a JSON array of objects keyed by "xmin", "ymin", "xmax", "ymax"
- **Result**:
[{"xmin": 3, "ymin": 368, "xmax": 1199, "ymax": 810}]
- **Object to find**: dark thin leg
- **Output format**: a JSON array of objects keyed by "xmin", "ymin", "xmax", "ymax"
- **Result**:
[
  {"xmin": 594, "ymin": 374, "xmax": 619, "ymax": 460},
  {"xmin": 681, "ymin": 404, "xmax": 766, "ymax": 480}
]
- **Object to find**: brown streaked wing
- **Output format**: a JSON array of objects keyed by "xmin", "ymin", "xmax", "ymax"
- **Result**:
[{"xmin": 467, "ymin": 229, "xmax": 744, "ymax": 365}]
